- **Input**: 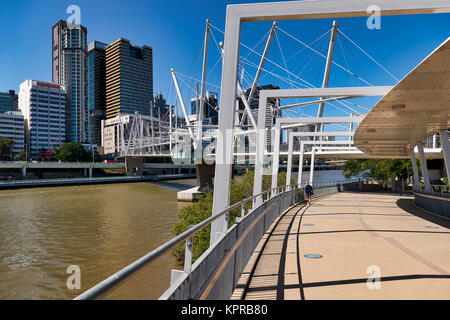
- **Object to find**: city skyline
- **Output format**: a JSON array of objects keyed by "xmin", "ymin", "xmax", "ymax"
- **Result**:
[{"xmin": 1, "ymin": 0, "xmax": 449, "ymax": 118}]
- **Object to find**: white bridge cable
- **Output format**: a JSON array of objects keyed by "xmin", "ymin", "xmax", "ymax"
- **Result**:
[
  {"xmin": 241, "ymin": 57, "xmax": 364, "ymax": 117},
  {"xmin": 174, "ymin": 72, "xmax": 221, "ymax": 114},
  {"xmin": 241, "ymin": 58, "xmax": 366, "ymax": 117},
  {"xmin": 275, "ymin": 30, "xmax": 295, "ymax": 90},
  {"xmin": 211, "ymin": 23, "xmax": 371, "ymax": 119},
  {"xmin": 272, "ymin": 26, "xmax": 374, "ymax": 114},
  {"xmin": 276, "ymin": 26, "xmax": 374, "ymax": 87},
  {"xmin": 210, "ymin": 23, "xmax": 316, "ymax": 89},
  {"xmin": 337, "ymin": 31, "xmax": 355, "ymax": 87},
  {"xmin": 174, "ymin": 72, "xmax": 222, "ymax": 90},
  {"xmin": 339, "ymin": 29, "xmax": 400, "ymax": 83},
  {"xmin": 241, "ymin": 57, "xmax": 311, "ymax": 89},
  {"xmin": 261, "ymin": 28, "xmax": 331, "ymax": 84},
  {"xmin": 209, "ymin": 23, "xmax": 371, "ymax": 121},
  {"xmin": 283, "ymin": 109, "xmax": 350, "ymax": 131}
]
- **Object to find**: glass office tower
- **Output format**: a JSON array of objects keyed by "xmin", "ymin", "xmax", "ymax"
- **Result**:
[
  {"xmin": 106, "ymin": 38, "xmax": 153, "ymax": 119},
  {"xmin": 52, "ymin": 20, "xmax": 89, "ymax": 143},
  {"xmin": 0, "ymin": 90, "xmax": 18, "ymax": 114},
  {"xmin": 88, "ymin": 41, "xmax": 107, "ymax": 146}
]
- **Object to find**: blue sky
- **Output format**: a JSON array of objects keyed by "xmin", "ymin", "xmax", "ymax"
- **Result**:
[{"xmin": 0, "ymin": 0, "xmax": 449, "ymax": 118}]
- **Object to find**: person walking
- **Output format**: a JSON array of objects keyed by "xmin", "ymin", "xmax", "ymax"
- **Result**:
[{"xmin": 305, "ymin": 182, "xmax": 314, "ymax": 205}]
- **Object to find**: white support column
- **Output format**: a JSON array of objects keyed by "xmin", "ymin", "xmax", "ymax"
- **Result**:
[
  {"xmin": 286, "ymin": 132, "xmax": 294, "ymax": 190},
  {"xmin": 210, "ymin": 8, "xmax": 240, "ymax": 246},
  {"xmin": 440, "ymin": 130, "xmax": 450, "ymax": 180},
  {"xmin": 171, "ymin": 68, "xmax": 197, "ymax": 150},
  {"xmin": 253, "ymin": 93, "xmax": 268, "ymax": 200},
  {"xmin": 298, "ymin": 142, "xmax": 305, "ymax": 186},
  {"xmin": 410, "ymin": 149, "xmax": 420, "ymax": 189},
  {"xmin": 310, "ymin": 147, "xmax": 316, "ymax": 186},
  {"xmin": 316, "ymin": 20, "xmax": 339, "ymax": 135},
  {"xmin": 199, "ymin": 19, "xmax": 211, "ymax": 138},
  {"xmin": 169, "ymin": 105, "xmax": 173, "ymax": 152},
  {"xmin": 271, "ymin": 122, "xmax": 282, "ymax": 197},
  {"xmin": 417, "ymin": 143, "xmax": 431, "ymax": 192}
]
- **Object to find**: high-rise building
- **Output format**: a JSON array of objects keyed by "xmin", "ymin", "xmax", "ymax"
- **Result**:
[
  {"xmin": 18, "ymin": 80, "xmax": 66, "ymax": 159},
  {"xmin": 0, "ymin": 111, "xmax": 24, "ymax": 158},
  {"xmin": 238, "ymin": 84, "xmax": 281, "ymax": 149},
  {"xmin": 52, "ymin": 20, "xmax": 89, "ymax": 143},
  {"xmin": 0, "ymin": 90, "xmax": 18, "ymax": 114},
  {"xmin": 88, "ymin": 41, "xmax": 108, "ymax": 146},
  {"xmin": 190, "ymin": 91, "xmax": 219, "ymax": 126},
  {"xmin": 106, "ymin": 38, "xmax": 153, "ymax": 119}
]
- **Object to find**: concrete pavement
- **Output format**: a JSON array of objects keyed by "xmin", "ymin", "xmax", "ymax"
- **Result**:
[{"xmin": 232, "ymin": 192, "xmax": 450, "ymax": 300}]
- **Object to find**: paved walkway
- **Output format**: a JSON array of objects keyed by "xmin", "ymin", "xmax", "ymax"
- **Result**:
[{"xmin": 232, "ymin": 192, "xmax": 450, "ymax": 300}]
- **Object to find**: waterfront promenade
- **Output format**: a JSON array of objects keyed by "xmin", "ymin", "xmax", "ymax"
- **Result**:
[{"xmin": 233, "ymin": 192, "xmax": 450, "ymax": 300}]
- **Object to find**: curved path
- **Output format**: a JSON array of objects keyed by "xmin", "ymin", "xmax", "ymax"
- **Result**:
[{"xmin": 232, "ymin": 192, "xmax": 450, "ymax": 300}]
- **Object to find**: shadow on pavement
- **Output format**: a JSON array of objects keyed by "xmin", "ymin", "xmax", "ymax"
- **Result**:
[{"xmin": 397, "ymin": 198, "xmax": 450, "ymax": 229}]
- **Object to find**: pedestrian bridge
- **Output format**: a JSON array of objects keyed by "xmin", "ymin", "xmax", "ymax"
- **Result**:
[
  {"xmin": 75, "ymin": 182, "xmax": 450, "ymax": 300},
  {"xmin": 232, "ymin": 192, "xmax": 450, "ymax": 300}
]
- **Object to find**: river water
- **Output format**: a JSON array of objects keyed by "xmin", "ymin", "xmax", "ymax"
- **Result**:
[
  {"xmin": 0, "ymin": 180, "xmax": 196, "ymax": 300},
  {"xmin": 0, "ymin": 170, "xmax": 351, "ymax": 300}
]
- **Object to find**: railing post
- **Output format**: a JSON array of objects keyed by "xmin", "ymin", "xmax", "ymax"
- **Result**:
[
  {"xmin": 184, "ymin": 226, "xmax": 194, "ymax": 299},
  {"xmin": 184, "ymin": 236, "xmax": 193, "ymax": 274}
]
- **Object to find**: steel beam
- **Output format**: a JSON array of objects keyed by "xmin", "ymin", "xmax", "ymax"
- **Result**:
[
  {"xmin": 293, "ymin": 140, "xmax": 356, "ymax": 188},
  {"xmin": 237, "ymin": 80, "xmax": 258, "ymax": 129},
  {"xmin": 248, "ymin": 21, "xmax": 278, "ymax": 103},
  {"xmin": 268, "ymin": 115, "xmax": 363, "ymax": 197},
  {"xmin": 279, "ymin": 96, "xmax": 356, "ymax": 110},
  {"xmin": 440, "ymin": 130, "xmax": 450, "ymax": 180},
  {"xmin": 260, "ymin": 87, "xmax": 392, "ymax": 100},
  {"xmin": 171, "ymin": 69, "xmax": 197, "ymax": 149},
  {"xmin": 316, "ymin": 20, "xmax": 339, "ymax": 134},
  {"xmin": 240, "ymin": 21, "xmax": 278, "ymax": 127},
  {"xmin": 410, "ymin": 149, "xmax": 421, "ymax": 189},
  {"xmin": 199, "ymin": 19, "xmax": 211, "ymax": 137},
  {"xmin": 286, "ymin": 132, "xmax": 354, "ymax": 188},
  {"xmin": 418, "ymin": 143, "xmax": 432, "ymax": 192}
]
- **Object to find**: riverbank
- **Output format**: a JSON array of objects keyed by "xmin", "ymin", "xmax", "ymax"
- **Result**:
[{"xmin": 0, "ymin": 174, "xmax": 196, "ymax": 190}]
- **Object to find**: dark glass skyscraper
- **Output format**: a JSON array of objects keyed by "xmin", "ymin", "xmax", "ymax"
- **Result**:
[
  {"xmin": 88, "ymin": 41, "xmax": 107, "ymax": 146},
  {"xmin": 52, "ymin": 20, "xmax": 89, "ymax": 143},
  {"xmin": 106, "ymin": 38, "xmax": 153, "ymax": 119},
  {"xmin": 0, "ymin": 90, "xmax": 18, "ymax": 114}
]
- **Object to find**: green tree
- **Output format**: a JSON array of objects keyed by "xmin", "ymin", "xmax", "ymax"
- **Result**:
[
  {"xmin": 53, "ymin": 143, "xmax": 93, "ymax": 162},
  {"xmin": 0, "ymin": 138, "xmax": 14, "ymax": 161},
  {"xmin": 16, "ymin": 150, "xmax": 27, "ymax": 161},
  {"xmin": 342, "ymin": 159, "xmax": 418, "ymax": 189},
  {"xmin": 171, "ymin": 170, "xmax": 293, "ymax": 263}
]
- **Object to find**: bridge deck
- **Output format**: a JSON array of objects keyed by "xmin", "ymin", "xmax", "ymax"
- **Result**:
[{"xmin": 232, "ymin": 192, "xmax": 450, "ymax": 300}]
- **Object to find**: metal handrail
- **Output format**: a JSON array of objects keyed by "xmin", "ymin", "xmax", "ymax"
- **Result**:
[{"xmin": 75, "ymin": 179, "xmax": 359, "ymax": 300}]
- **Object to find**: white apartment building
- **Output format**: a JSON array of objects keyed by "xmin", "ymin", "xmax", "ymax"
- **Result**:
[
  {"xmin": 0, "ymin": 111, "xmax": 25, "ymax": 157},
  {"xmin": 18, "ymin": 80, "xmax": 66, "ymax": 159}
]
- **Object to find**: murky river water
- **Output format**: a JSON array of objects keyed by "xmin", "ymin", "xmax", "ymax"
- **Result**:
[{"xmin": 0, "ymin": 180, "xmax": 196, "ymax": 300}]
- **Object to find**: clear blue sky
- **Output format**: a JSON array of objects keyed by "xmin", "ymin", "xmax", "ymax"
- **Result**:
[{"xmin": 0, "ymin": 0, "xmax": 449, "ymax": 118}]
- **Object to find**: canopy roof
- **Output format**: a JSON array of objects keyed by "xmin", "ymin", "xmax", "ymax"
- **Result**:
[{"xmin": 355, "ymin": 37, "xmax": 450, "ymax": 158}]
